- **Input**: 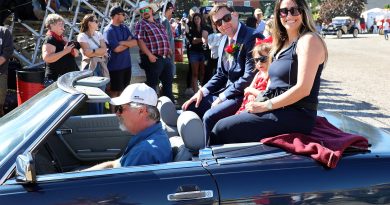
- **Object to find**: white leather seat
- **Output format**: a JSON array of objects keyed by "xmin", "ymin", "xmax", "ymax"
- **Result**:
[
  {"xmin": 169, "ymin": 111, "xmax": 206, "ymax": 161},
  {"xmin": 157, "ymin": 96, "xmax": 179, "ymax": 138}
]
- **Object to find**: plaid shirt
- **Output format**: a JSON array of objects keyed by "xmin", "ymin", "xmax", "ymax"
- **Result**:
[{"xmin": 134, "ymin": 19, "xmax": 170, "ymax": 56}]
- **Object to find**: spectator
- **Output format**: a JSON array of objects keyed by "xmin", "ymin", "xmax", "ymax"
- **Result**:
[
  {"xmin": 246, "ymin": 16, "xmax": 258, "ymax": 29},
  {"xmin": 254, "ymin": 8, "xmax": 266, "ymax": 35},
  {"xmin": 182, "ymin": 3, "xmax": 262, "ymax": 141},
  {"xmin": 360, "ymin": 15, "xmax": 366, "ymax": 33},
  {"xmin": 210, "ymin": 0, "xmax": 328, "ymax": 145},
  {"xmin": 78, "ymin": 14, "xmax": 109, "ymax": 114},
  {"xmin": 186, "ymin": 13, "xmax": 208, "ymax": 93},
  {"xmin": 103, "ymin": 6, "xmax": 137, "ymax": 105},
  {"xmin": 135, "ymin": 1, "xmax": 175, "ymax": 103},
  {"xmin": 85, "ymin": 83, "xmax": 172, "ymax": 170},
  {"xmin": 0, "ymin": 26, "xmax": 13, "ymax": 117},
  {"xmin": 264, "ymin": 18, "xmax": 274, "ymax": 38},
  {"xmin": 384, "ymin": 19, "xmax": 389, "ymax": 40},
  {"xmin": 206, "ymin": 20, "xmax": 222, "ymax": 85},
  {"xmin": 161, "ymin": 2, "xmax": 176, "ymax": 77},
  {"xmin": 42, "ymin": 13, "xmax": 79, "ymax": 85}
]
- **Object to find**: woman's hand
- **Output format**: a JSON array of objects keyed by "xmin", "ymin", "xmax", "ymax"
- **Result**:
[
  {"xmin": 64, "ymin": 42, "xmax": 74, "ymax": 54},
  {"xmin": 245, "ymin": 101, "xmax": 267, "ymax": 113}
]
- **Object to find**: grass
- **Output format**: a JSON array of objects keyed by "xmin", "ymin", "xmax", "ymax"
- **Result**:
[{"xmin": 173, "ymin": 54, "xmax": 191, "ymax": 107}]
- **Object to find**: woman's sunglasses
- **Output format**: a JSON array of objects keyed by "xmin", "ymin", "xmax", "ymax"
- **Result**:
[
  {"xmin": 90, "ymin": 19, "xmax": 98, "ymax": 23},
  {"xmin": 254, "ymin": 56, "xmax": 268, "ymax": 63},
  {"xmin": 140, "ymin": 8, "xmax": 150, "ymax": 14},
  {"xmin": 214, "ymin": 13, "xmax": 232, "ymax": 27},
  {"xmin": 279, "ymin": 7, "xmax": 302, "ymax": 17}
]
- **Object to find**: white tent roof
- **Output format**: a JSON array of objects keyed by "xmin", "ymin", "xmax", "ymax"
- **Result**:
[{"xmin": 362, "ymin": 8, "xmax": 385, "ymax": 15}]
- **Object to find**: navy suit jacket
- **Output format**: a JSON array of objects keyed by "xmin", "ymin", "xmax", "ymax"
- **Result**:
[{"xmin": 203, "ymin": 23, "xmax": 264, "ymax": 100}]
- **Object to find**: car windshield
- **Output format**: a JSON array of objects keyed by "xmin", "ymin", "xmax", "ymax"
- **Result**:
[
  {"xmin": 0, "ymin": 83, "xmax": 76, "ymax": 164},
  {"xmin": 332, "ymin": 19, "xmax": 347, "ymax": 24}
]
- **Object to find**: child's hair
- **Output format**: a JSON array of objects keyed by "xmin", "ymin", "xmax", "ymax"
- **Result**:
[{"xmin": 252, "ymin": 42, "xmax": 272, "ymax": 71}]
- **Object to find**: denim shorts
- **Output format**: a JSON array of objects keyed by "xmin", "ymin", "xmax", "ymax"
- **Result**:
[{"xmin": 188, "ymin": 51, "xmax": 205, "ymax": 63}]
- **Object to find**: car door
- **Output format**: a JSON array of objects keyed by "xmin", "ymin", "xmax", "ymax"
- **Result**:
[
  {"xmin": 1, "ymin": 161, "xmax": 219, "ymax": 205},
  {"xmin": 205, "ymin": 153, "xmax": 390, "ymax": 204}
]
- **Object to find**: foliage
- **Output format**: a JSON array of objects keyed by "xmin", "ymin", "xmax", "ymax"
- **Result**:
[
  {"xmin": 319, "ymin": 0, "xmax": 365, "ymax": 23},
  {"xmin": 385, "ymin": 4, "xmax": 390, "ymax": 9},
  {"xmin": 174, "ymin": 0, "xmax": 201, "ymax": 18}
]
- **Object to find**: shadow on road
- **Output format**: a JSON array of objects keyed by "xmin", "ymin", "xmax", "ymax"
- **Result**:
[{"xmin": 319, "ymin": 79, "xmax": 390, "ymax": 129}]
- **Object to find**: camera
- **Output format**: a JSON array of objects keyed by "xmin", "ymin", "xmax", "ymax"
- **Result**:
[{"xmin": 68, "ymin": 41, "xmax": 81, "ymax": 49}]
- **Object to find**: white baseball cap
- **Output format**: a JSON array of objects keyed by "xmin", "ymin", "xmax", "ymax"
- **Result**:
[{"xmin": 110, "ymin": 83, "xmax": 158, "ymax": 106}]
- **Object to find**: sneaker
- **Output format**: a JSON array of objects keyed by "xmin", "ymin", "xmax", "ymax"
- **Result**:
[{"xmin": 184, "ymin": 88, "xmax": 194, "ymax": 96}]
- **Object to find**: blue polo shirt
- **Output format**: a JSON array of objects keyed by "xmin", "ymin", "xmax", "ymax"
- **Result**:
[
  {"xmin": 120, "ymin": 122, "xmax": 172, "ymax": 167},
  {"xmin": 103, "ymin": 23, "xmax": 134, "ymax": 71}
]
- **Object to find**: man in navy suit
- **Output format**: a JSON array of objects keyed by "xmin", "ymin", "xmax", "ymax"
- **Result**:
[{"xmin": 182, "ymin": 3, "xmax": 263, "ymax": 143}]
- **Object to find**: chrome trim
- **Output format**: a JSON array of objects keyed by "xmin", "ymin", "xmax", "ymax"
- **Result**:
[
  {"xmin": 167, "ymin": 190, "xmax": 213, "ymax": 201},
  {"xmin": 199, "ymin": 148, "xmax": 213, "ymax": 160},
  {"xmin": 5, "ymin": 161, "xmax": 203, "ymax": 184},
  {"xmin": 57, "ymin": 70, "xmax": 93, "ymax": 94},
  {"xmin": 217, "ymin": 152, "xmax": 291, "ymax": 165}
]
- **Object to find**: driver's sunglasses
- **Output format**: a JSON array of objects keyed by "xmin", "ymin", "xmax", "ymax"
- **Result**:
[
  {"xmin": 214, "ymin": 13, "xmax": 232, "ymax": 27},
  {"xmin": 278, "ymin": 7, "xmax": 302, "ymax": 18},
  {"xmin": 115, "ymin": 105, "xmax": 127, "ymax": 114},
  {"xmin": 254, "ymin": 56, "xmax": 268, "ymax": 63},
  {"xmin": 140, "ymin": 8, "xmax": 150, "ymax": 14}
]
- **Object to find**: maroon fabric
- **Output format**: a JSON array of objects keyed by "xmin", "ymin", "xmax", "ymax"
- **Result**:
[{"xmin": 260, "ymin": 116, "xmax": 369, "ymax": 168}]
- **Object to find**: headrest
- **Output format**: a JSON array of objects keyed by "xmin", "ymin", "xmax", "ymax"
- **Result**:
[
  {"xmin": 177, "ymin": 111, "xmax": 206, "ymax": 151},
  {"xmin": 157, "ymin": 96, "xmax": 178, "ymax": 126}
]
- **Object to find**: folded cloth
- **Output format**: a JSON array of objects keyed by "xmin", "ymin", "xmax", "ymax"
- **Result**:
[{"xmin": 260, "ymin": 116, "xmax": 369, "ymax": 168}]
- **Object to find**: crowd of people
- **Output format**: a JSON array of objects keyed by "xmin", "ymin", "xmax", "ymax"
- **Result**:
[{"xmin": 1, "ymin": 0, "xmax": 329, "ymax": 169}]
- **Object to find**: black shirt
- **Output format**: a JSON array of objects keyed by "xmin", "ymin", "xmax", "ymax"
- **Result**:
[{"xmin": 44, "ymin": 36, "xmax": 78, "ymax": 81}]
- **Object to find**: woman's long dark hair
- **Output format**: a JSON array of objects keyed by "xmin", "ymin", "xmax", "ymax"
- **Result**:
[{"xmin": 271, "ymin": 0, "xmax": 327, "ymax": 63}]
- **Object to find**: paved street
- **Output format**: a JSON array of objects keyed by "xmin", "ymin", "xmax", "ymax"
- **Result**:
[{"xmin": 319, "ymin": 34, "xmax": 390, "ymax": 132}]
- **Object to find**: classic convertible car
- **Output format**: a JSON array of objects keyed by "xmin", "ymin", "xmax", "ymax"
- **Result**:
[{"xmin": 1, "ymin": 71, "xmax": 390, "ymax": 204}]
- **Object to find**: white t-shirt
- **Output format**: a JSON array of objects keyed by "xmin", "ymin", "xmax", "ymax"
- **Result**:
[
  {"xmin": 384, "ymin": 21, "xmax": 390, "ymax": 31},
  {"xmin": 77, "ymin": 31, "xmax": 104, "ymax": 58}
]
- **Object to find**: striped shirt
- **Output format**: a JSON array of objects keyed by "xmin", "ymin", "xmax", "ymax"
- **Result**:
[{"xmin": 134, "ymin": 19, "xmax": 170, "ymax": 56}]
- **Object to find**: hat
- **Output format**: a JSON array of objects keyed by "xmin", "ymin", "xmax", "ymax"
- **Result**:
[
  {"xmin": 110, "ymin": 83, "xmax": 158, "ymax": 106},
  {"xmin": 254, "ymin": 8, "xmax": 263, "ymax": 15},
  {"xmin": 137, "ymin": 0, "xmax": 158, "ymax": 13},
  {"xmin": 110, "ymin": 6, "xmax": 125, "ymax": 17}
]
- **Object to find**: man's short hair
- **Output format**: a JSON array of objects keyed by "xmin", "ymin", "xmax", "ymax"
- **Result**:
[
  {"xmin": 208, "ymin": 3, "xmax": 235, "ymax": 21},
  {"xmin": 130, "ymin": 102, "xmax": 160, "ymax": 121}
]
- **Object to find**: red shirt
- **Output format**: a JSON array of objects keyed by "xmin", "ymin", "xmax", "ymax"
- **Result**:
[{"xmin": 236, "ymin": 72, "xmax": 268, "ymax": 114}]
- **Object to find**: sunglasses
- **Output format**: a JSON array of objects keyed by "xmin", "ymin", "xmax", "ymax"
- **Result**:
[
  {"xmin": 254, "ymin": 56, "xmax": 268, "ymax": 63},
  {"xmin": 115, "ymin": 105, "xmax": 124, "ymax": 114},
  {"xmin": 140, "ymin": 8, "xmax": 150, "ymax": 14},
  {"xmin": 90, "ymin": 19, "xmax": 98, "ymax": 23},
  {"xmin": 214, "ymin": 13, "xmax": 232, "ymax": 27},
  {"xmin": 279, "ymin": 7, "xmax": 302, "ymax": 17}
]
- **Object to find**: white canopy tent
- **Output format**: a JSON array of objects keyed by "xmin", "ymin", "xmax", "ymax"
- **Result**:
[{"xmin": 361, "ymin": 8, "xmax": 390, "ymax": 29}]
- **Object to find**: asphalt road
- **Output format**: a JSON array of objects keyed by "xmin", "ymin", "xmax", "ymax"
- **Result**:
[{"xmin": 319, "ymin": 33, "xmax": 390, "ymax": 132}]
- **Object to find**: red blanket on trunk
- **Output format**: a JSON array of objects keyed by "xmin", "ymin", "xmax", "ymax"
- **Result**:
[{"xmin": 260, "ymin": 116, "xmax": 369, "ymax": 168}]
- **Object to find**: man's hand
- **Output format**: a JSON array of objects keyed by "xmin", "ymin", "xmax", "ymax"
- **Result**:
[
  {"xmin": 211, "ymin": 97, "xmax": 222, "ymax": 108},
  {"xmin": 148, "ymin": 54, "xmax": 157, "ymax": 63},
  {"xmin": 182, "ymin": 90, "xmax": 203, "ymax": 110}
]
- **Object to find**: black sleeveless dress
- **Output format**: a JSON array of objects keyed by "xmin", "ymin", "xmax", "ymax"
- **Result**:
[{"xmin": 210, "ymin": 40, "xmax": 324, "ymax": 145}]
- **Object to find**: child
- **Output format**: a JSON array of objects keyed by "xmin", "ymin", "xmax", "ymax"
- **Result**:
[{"xmin": 236, "ymin": 37, "xmax": 272, "ymax": 114}]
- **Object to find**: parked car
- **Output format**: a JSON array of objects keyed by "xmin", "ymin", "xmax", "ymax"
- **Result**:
[
  {"xmin": 322, "ymin": 16, "xmax": 359, "ymax": 38},
  {"xmin": 1, "ymin": 71, "xmax": 390, "ymax": 204}
]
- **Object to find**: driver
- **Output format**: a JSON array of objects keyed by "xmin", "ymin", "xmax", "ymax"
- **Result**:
[{"xmin": 85, "ymin": 83, "xmax": 172, "ymax": 170}]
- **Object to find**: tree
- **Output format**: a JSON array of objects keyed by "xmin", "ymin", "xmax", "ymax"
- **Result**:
[
  {"xmin": 319, "ymin": 0, "xmax": 365, "ymax": 23},
  {"xmin": 174, "ymin": 0, "xmax": 201, "ymax": 18}
]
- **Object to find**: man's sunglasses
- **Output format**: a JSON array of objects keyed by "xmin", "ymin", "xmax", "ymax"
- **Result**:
[
  {"xmin": 214, "ymin": 13, "xmax": 232, "ymax": 27},
  {"xmin": 140, "ymin": 8, "xmax": 150, "ymax": 14},
  {"xmin": 254, "ymin": 56, "xmax": 268, "ymax": 63},
  {"xmin": 279, "ymin": 7, "xmax": 302, "ymax": 17},
  {"xmin": 115, "ymin": 105, "xmax": 124, "ymax": 114}
]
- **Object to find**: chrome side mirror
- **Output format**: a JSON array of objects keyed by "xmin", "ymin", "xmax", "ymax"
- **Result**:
[{"xmin": 15, "ymin": 153, "xmax": 36, "ymax": 183}]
